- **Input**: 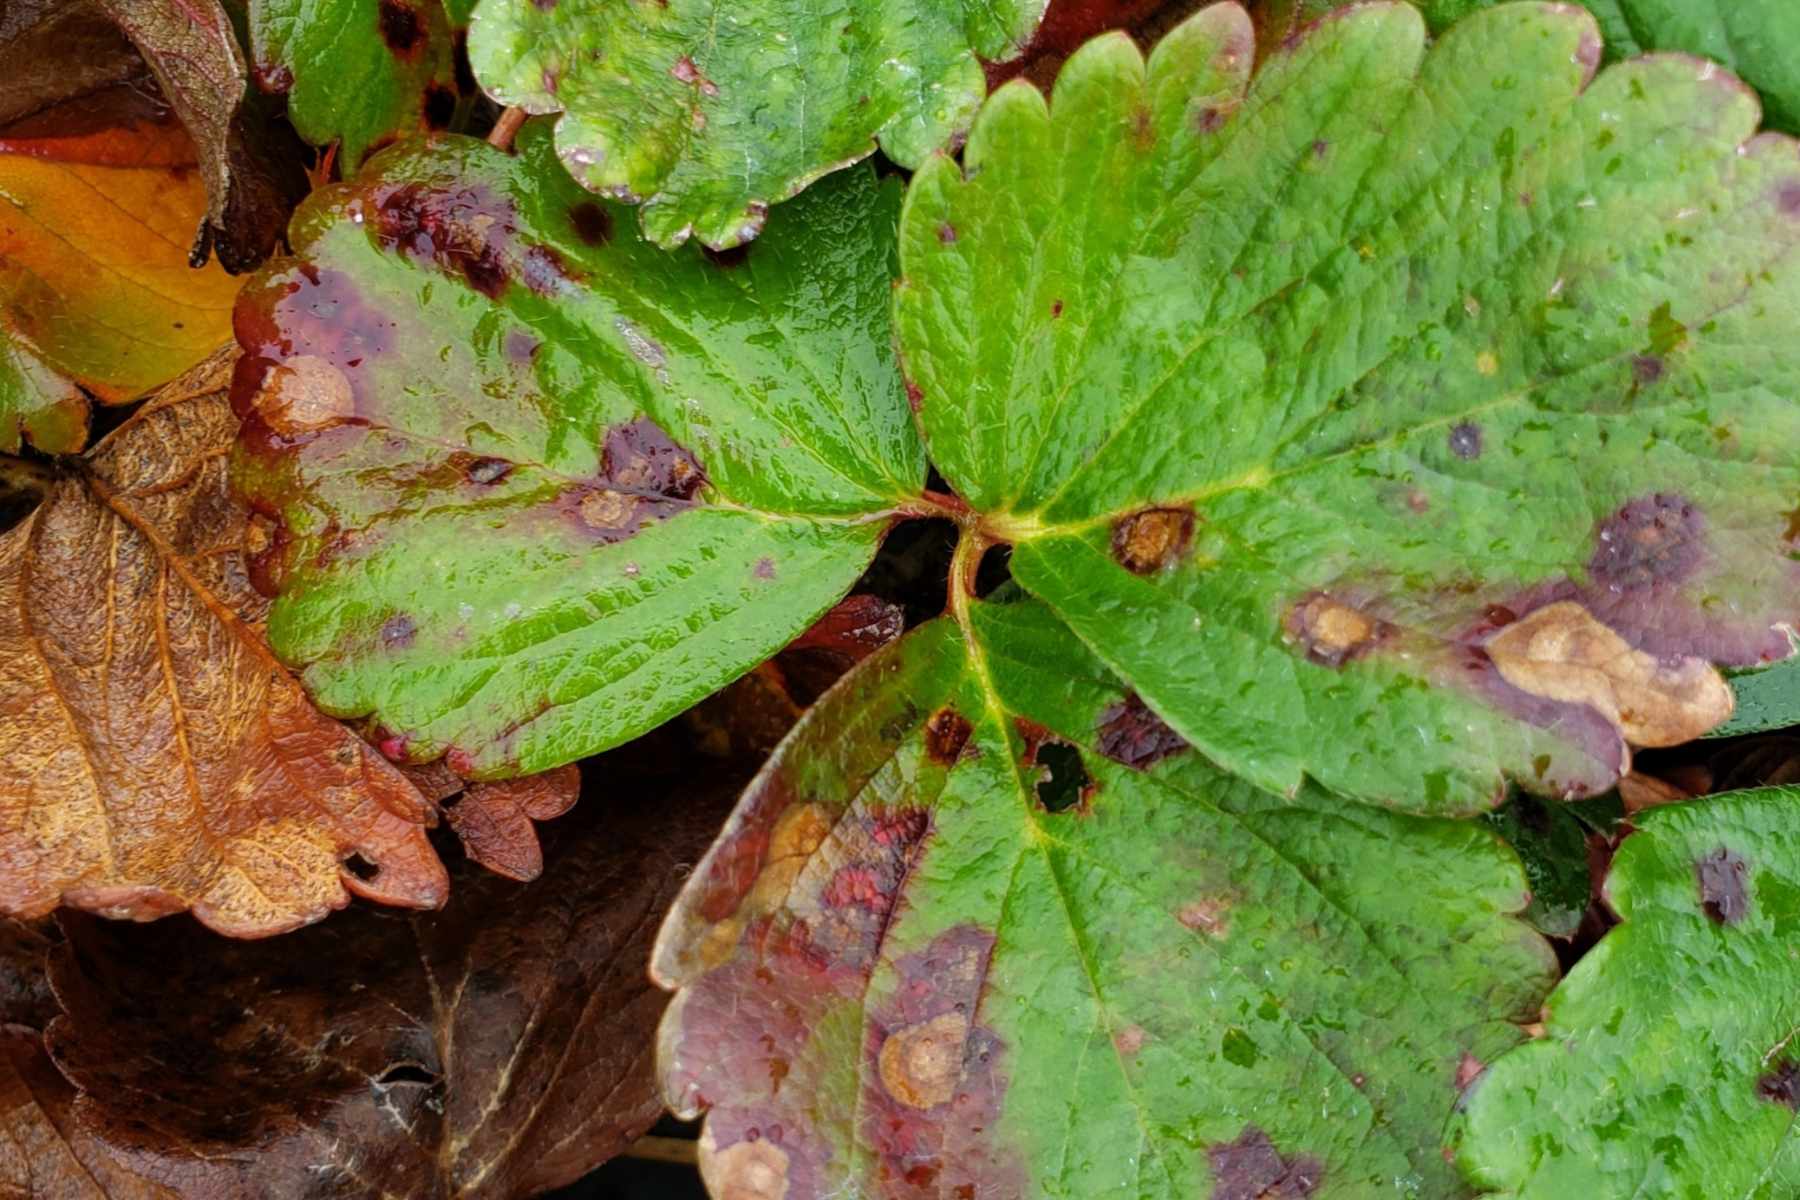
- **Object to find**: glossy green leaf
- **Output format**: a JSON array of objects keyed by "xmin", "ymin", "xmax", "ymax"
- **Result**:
[
  {"xmin": 1259, "ymin": 0, "xmax": 1800, "ymax": 133},
  {"xmin": 249, "ymin": 0, "xmax": 468, "ymax": 168},
  {"xmin": 896, "ymin": 2, "xmax": 1800, "ymax": 814},
  {"xmin": 231, "ymin": 124, "xmax": 925, "ymax": 775},
  {"xmin": 1455, "ymin": 785, "xmax": 1800, "ymax": 1197},
  {"xmin": 654, "ymin": 593, "xmax": 1554, "ymax": 1198},
  {"xmin": 1481, "ymin": 794, "xmax": 1594, "ymax": 939},
  {"xmin": 465, "ymin": 0, "xmax": 1046, "ymax": 248}
]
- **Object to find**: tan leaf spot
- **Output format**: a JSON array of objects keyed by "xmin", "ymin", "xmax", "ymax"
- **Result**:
[
  {"xmin": 878, "ymin": 1010, "xmax": 969, "ymax": 1110},
  {"xmin": 253, "ymin": 354, "xmax": 354, "ymax": 434},
  {"xmin": 700, "ymin": 1132, "xmax": 791, "ymax": 1200},
  {"xmin": 1486, "ymin": 601, "xmax": 1732, "ymax": 746}
]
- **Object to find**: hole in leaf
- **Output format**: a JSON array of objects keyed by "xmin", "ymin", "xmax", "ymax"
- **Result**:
[
  {"xmin": 1035, "ymin": 741, "xmax": 1090, "ymax": 813},
  {"xmin": 375, "ymin": 1062, "xmax": 440, "ymax": 1087},
  {"xmin": 975, "ymin": 543, "xmax": 1012, "ymax": 597},
  {"xmin": 343, "ymin": 853, "xmax": 380, "ymax": 881}
]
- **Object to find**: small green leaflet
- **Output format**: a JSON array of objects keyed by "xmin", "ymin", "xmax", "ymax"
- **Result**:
[
  {"xmin": 653, "ymin": 595, "xmax": 1555, "ymax": 1199},
  {"xmin": 1258, "ymin": 0, "xmax": 1800, "ymax": 133},
  {"xmin": 249, "ymin": 0, "xmax": 470, "ymax": 168},
  {"xmin": 897, "ymin": 1, "xmax": 1800, "ymax": 814},
  {"xmin": 0, "ymin": 334, "xmax": 85, "ymax": 455},
  {"xmin": 1455, "ymin": 786, "xmax": 1800, "ymax": 1197},
  {"xmin": 464, "ymin": 0, "xmax": 1046, "ymax": 248},
  {"xmin": 230, "ymin": 125, "xmax": 923, "ymax": 775}
]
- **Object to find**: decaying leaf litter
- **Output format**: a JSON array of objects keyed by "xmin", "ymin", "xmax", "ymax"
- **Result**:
[{"xmin": 4, "ymin": 0, "xmax": 1800, "ymax": 1197}]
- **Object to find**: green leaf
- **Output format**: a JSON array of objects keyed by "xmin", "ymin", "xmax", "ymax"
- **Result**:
[
  {"xmin": 1454, "ymin": 785, "xmax": 1800, "ymax": 1197},
  {"xmin": 464, "ymin": 0, "xmax": 1045, "ymax": 248},
  {"xmin": 249, "ymin": 0, "xmax": 468, "ymax": 168},
  {"xmin": 0, "ymin": 333, "xmax": 86, "ymax": 455},
  {"xmin": 1480, "ymin": 794, "xmax": 1594, "ymax": 939},
  {"xmin": 230, "ymin": 124, "xmax": 925, "ymax": 775},
  {"xmin": 896, "ymin": 3, "xmax": 1800, "ymax": 814},
  {"xmin": 1713, "ymin": 648, "xmax": 1800, "ymax": 738},
  {"xmin": 654, "ymin": 594, "xmax": 1555, "ymax": 1198},
  {"xmin": 1259, "ymin": 0, "xmax": 1800, "ymax": 134}
]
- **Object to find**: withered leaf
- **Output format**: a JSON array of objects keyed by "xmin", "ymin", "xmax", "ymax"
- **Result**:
[
  {"xmin": 94, "ymin": 0, "xmax": 304, "ymax": 272},
  {"xmin": 0, "ymin": 0, "xmax": 147, "ymax": 130},
  {"xmin": 402, "ymin": 761, "xmax": 582, "ymax": 882},
  {"xmin": 1487, "ymin": 601, "xmax": 1734, "ymax": 754},
  {"xmin": 33, "ymin": 764, "xmax": 738, "ymax": 1199},
  {"xmin": 0, "ymin": 350, "xmax": 447, "ymax": 938}
]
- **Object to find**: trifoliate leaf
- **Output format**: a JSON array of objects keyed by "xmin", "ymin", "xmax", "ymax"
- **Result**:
[
  {"xmin": 1454, "ymin": 786, "xmax": 1800, "ymax": 1198},
  {"xmin": 232, "ymin": 124, "xmax": 925, "ymax": 776},
  {"xmin": 465, "ymin": 0, "xmax": 1046, "ymax": 248},
  {"xmin": 248, "ymin": 0, "xmax": 471, "ymax": 168},
  {"xmin": 1257, "ymin": 0, "xmax": 1800, "ymax": 133},
  {"xmin": 654, "ymin": 595, "xmax": 1555, "ymax": 1199},
  {"xmin": 896, "ymin": 2, "xmax": 1800, "ymax": 814}
]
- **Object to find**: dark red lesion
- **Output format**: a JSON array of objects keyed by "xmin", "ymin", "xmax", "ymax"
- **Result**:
[
  {"xmin": 1096, "ymin": 692, "xmax": 1188, "ymax": 768},
  {"xmin": 1207, "ymin": 1126, "xmax": 1322, "ymax": 1200},
  {"xmin": 924, "ymin": 707, "xmax": 975, "ymax": 765},
  {"xmin": 553, "ymin": 417, "xmax": 708, "ymax": 545},
  {"xmin": 377, "ymin": 0, "xmax": 426, "ymax": 58},
  {"xmin": 369, "ymin": 181, "xmax": 583, "ymax": 301}
]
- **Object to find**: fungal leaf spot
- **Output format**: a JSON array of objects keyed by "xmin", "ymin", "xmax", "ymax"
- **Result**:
[
  {"xmin": 1485, "ymin": 601, "xmax": 1731, "ymax": 747},
  {"xmin": 1111, "ymin": 505, "xmax": 1195, "ymax": 574},
  {"xmin": 1207, "ymin": 1126, "xmax": 1323, "ymax": 1200},
  {"xmin": 1696, "ymin": 847, "xmax": 1749, "ymax": 925}
]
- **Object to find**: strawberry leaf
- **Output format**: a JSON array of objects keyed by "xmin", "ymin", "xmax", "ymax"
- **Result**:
[
  {"xmin": 654, "ymin": 595, "xmax": 1555, "ymax": 1198},
  {"xmin": 897, "ymin": 3, "xmax": 1800, "ymax": 813},
  {"xmin": 464, "ymin": 0, "xmax": 1046, "ymax": 248},
  {"xmin": 1454, "ymin": 786, "xmax": 1800, "ymax": 1198},
  {"xmin": 232, "ymin": 125, "xmax": 925, "ymax": 776},
  {"xmin": 249, "ymin": 0, "xmax": 470, "ymax": 168},
  {"xmin": 1257, "ymin": 1, "xmax": 1800, "ymax": 134}
]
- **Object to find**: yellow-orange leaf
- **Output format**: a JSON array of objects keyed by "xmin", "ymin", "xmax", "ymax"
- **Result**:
[
  {"xmin": 0, "ymin": 351, "xmax": 447, "ymax": 938},
  {"xmin": 0, "ymin": 109, "xmax": 240, "ymax": 415}
]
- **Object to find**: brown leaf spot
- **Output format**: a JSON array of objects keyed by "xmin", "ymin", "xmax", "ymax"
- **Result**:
[
  {"xmin": 1485, "ymin": 601, "xmax": 1731, "ymax": 746},
  {"xmin": 252, "ymin": 354, "xmax": 354, "ymax": 435},
  {"xmin": 904, "ymin": 379, "xmax": 924, "ymax": 411},
  {"xmin": 1097, "ymin": 692, "xmax": 1188, "ymax": 769},
  {"xmin": 423, "ymin": 84, "xmax": 456, "ymax": 130},
  {"xmin": 1114, "ymin": 1025, "xmax": 1147, "ymax": 1056},
  {"xmin": 1631, "ymin": 354, "xmax": 1664, "ymax": 385},
  {"xmin": 1455, "ymin": 1052, "xmax": 1483, "ymax": 1088},
  {"xmin": 924, "ymin": 707, "xmax": 974, "ymax": 765},
  {"xmin": 1208, "ymin": 1126, "xmax": 1322, "ymax": 1200},
  {"xmin": 670, "ymin": 55, "xmax": 719, "ymax": 96},
  {"xmin": 1758, "ymin": 1059, "xmax": 1800, "ymax": 1108},
  {"xmin": 569, "ymin": 201, "xmax": 612, "ymax": 246},
  {"xmin": 753, "ymin": 557, "xmax": 776, "ymax": 580},
  {"xmin": 1285, "ymin": 593, "xmax": 1389, "ymax": 668},
  {"xmin": 1448, "ymin": 421, "xmax": 1482, "ymax": 460},
  {"xmin": 1131, "ymin": 106, "xmax": 1154, "ymax": 150},
  {"xmin": 1779, "ymin": 181, "xmax": 1800, "ymax": 217},
  {"xmin": 701, "ymin": 1135, "xmax": 791, "ymax": 1200},
  {"xmin": 1177, "ymin": 897, "xmax": 1231, "ymax": 938},
  {"xmin": 1589, "ymin": 493, "xmax": 1704, "ymax": 591},
  {"xmin": 1697, "ymin": 847, "xmax": 1749, "ymax": 924},
  {"xmin": 1111, "ymin": 505, "xmax": 1195, "ymax": 574},
  {"xmin": 604, "ymin": 417, "xmax": 705, "ymax": 499},
  {"xmin": 373, "ymin": 180, "xmax": 516, "ymax": 298},
  {"xmin": 937, "ymin": 222, "xmax": 957, "ymax": 245},
  {"xmin": 1051, "ymin": 298, "xmax": 1064, "ymax": 317},
  {"xmin": 878, "ymin": 1010, "xmax": 970, "ymax": 1110},
  {"xmin": 378, "ymin": 0, "xmax": 425, "ymax": 56}
]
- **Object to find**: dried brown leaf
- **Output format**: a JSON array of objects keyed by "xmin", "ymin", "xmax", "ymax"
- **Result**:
[
  {"xmin": 0, "ymin": 350, "xmax": 447, "ymax": 937},
  {"xmin": 28, "ymin": 766, "xmax": 738, "ymax": 1199},
  {"xmin": 1487, "ymin": 600, "xmax": 1734, "ymax": 751},
  {"xmin": 0, "ymin": 0, "xmax": 146, "ymax": 129}
]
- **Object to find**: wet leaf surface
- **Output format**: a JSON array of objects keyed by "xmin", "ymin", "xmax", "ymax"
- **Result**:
[
  {"xmin": 1455, "ymin": 785, "xmax": 1800, "ymax": 1198},
  {"xmin": 465, "ymin": 0, "xmax": 1045, "ymax": 248},
  {"xmin": 0, "ymin": 758, "xmax": 737, "ymax": 1199},
  {"xmin": 232, "ymin": 127, "xmax": 925, "ymax": 777},
  {"xmin": 1255, "ymin": 1, "xmax": 1800, "ymax": 133},
  {"xmin": 249, "ymin": 0, "xmax": 471, "ymax": 169},
  {"xmin": 0, "ymin": 97, "xmax": 243, "ymax": 452},
  {"xmin": 897, "ymin": 2, "xmax": 1800, "ymax": 813},
  {"xmin": 96, "ymin": 0, "xmax": 306, "ymax": 273},
  {"xmin": 654, "ymin": 596, "xmax": 1555, "ymax": 1199},
  {"xmin": 0, "ymin": 351, "xmax": 447, "ymax": 937}
]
